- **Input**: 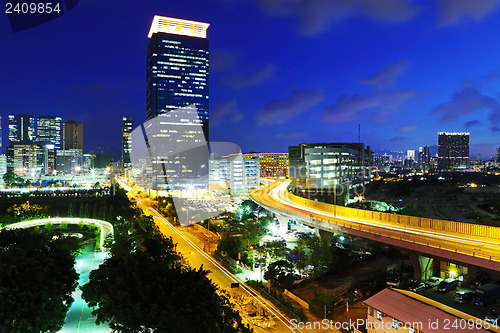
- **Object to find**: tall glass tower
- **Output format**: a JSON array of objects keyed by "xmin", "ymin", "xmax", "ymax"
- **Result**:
[
  {"xmin": 121, "ymin": 117, "xmax": 132, "ymax": 170},
  {"xmin": 36, "ymin": 115, "xmax": 62, "ymax": 149},
  {"xmin": 145, "ymin": 16, "xmax": 209, "ymax": 191},
  {"xmin": 8, "ymin": 114, "xmax": 35, "ymax": 144}
]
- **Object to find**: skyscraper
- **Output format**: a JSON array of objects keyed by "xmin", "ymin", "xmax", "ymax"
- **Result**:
[
  {"xmin": 438, "ymin": 132, "xmax": 469, "ymax": 170},
  {"xmin": 36, "ymin": 116, "xmax": 62, "ymax": 149},
  {"xmin": 8, "ymin": 114, "xmax": 35, "ymax": 144},
  {"xmin": 62, "ymin": 120, "xmax": 84, "ymax": 150},
  {"xmin": 146, "ymin": 16, "xmax": 210, "ymax": 190},
  {"xmin": 121, "ymin": 117, "xmax": 132, "ymax": 170}
]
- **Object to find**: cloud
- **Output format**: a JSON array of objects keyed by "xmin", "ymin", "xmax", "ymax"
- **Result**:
[
  {"xmin": 430, "ymin": 86, "xmax": 500, "ymax": 122},
  {"xmin": 211, "ymin": 100, "xmax": 244, "ymax": 126},
  {"xmin": 437, "ymin": 0, "xmax": 500, "ymax": 26},
  {"xmin": 256, "ymin": 0, "xmax": 420, "ymax": 35},
  {"xmin": 390, "ymin": 136, "xmax": 409, "ymax": 142},
  {"xmin": 464, "ymin": 120, "xmax": 481, "ymax": 128},
  {"xmin": 397, "ymin": 125, "xmax": 417, "ymax": 133},
  {"xmin": 360, "ymin": 61, "xmax": 409, "ymax": 89},
  {"xmin": 256, "ymin": 88, "xmax": 324, "ymax": 125},
  {"xmin": 321, "ymin": 90, "xmax": 416, "ymax": 124},
  {"xmin": 222, "ymin": 63, "xmax": 276, "ymax": 89},
  {"xmin": 275, "ymin": 131, "xmax": 308, "ymax": 140},
  {"xmin": 210, "ymin": 49, "xmax": 237, "ymax": 73}
]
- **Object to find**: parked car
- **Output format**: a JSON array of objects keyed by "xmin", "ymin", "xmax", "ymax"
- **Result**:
[
  {"xmin": 437, "ymin": 278, "xmax": 458, "ymax": 292},
  {"xmin": 409, "ymin": 282, "xmax": 426, "ymax": 292},
  {"xmin": 454, "ymin": 290, "xmax": 475, "ymax": 303},
  {"xmin": 472, "ymin": 283, "xmax": 500, "ymax": 306},
  {"xmin": 424, "ymin": 277, "xmax": 442, "ymax": 288}
]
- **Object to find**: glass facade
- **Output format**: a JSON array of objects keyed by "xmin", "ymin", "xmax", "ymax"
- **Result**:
[
  {"xmin": 145, "ymin": 16, "xmax": 209, "ymax": 190},
  {"xmin": 36, "ymin": 115, "xmax": 62, "ymax": 149},
  {"xmin": 8, "ymin": 114, "xmax": 35, "ymax": 144},
  {"xmin": 121, "ymin": 117, "xmax": 133, "ymax": 170}
]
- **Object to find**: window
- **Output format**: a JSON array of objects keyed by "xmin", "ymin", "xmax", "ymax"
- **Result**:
[
  {"xmin": 376, "ymin": 311, "xmax": 382, "ymax": 320},
  {"xmin": 456, "ymin": 264, "xmax": 460, "ymax": 268},
  {"xmin": 369, "ymin": 307, "xmax": 374, "ymax": 316},
  {"xmin": 409, "ymin": 328, "xmax": 415, "ymax": 333},
  {"xmin": 446, "ymin": 262, "xmax": 451, "ymax": 267},
  {"xmin": 392, "ymin": 319, "xmax": 398, "ymax": 329}
]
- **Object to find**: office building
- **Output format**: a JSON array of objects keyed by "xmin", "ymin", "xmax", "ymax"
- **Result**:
[
  {"xmin": 56, "ymin": 149, "xmax": 83, "ymax": 175},
  {"xmin": 245, "ymin": 153, "xmax": 289, "ymax": 179},
  {"xmin": 438, "ymin": 132, "xmax": 469, "ymax": 170},
  {"xmin": 288, "ymin": 142, "xmax": 372, "ymax": 193},
  {"xmin": 121, "ymin": 117, "xmax": 132, "ymax": 171},
  {"xmin": 146, "ymin": 16, "xmax": 209, "ymax": 191},
  {"xmin": 209, "ymin": 154, "xmax": 259, "ymax": 196},
  {"xmin": 37, "ymin": 116, "xmax": 62, "ymax": 149},
  {"xmin": 406, "ymin": 150, "xmax": 415, "ymax": 161},
  {"xmin": 8, "ymin": 114, "xmax": 35, "ymax": 144},
  {"xmin": 496, "ymin": 147, "xmax": 500, "ymax": 164},
  {"xmin": 0, "ymin": 154, "xmax": 6, "ymax": 177},
  {"xmin": 0, "ymin": 116, "xmax": 2, "ymax": 152},
  {"xmin": 62, "ymin": 120, "xmax": 84, "ymax": 150}
]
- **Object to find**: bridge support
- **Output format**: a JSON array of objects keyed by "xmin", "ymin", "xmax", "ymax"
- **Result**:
[
  {"xmin": 409, "ymin": 253, "xmax": 435, "ymax": 281},
  {"xmin": 275, "ymin": 214, "xmax": 289, "ymax": 233}
]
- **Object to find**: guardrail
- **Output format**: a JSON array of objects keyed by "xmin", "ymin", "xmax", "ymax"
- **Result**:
[{"xmin": 251, "ymin": 184, "xmax": 500, "ymax": 263}]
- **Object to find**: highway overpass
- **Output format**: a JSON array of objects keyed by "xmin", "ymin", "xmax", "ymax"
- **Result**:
[{"xmin": 251, "ymin": 181, "xmax": 500, "ymax": 272}]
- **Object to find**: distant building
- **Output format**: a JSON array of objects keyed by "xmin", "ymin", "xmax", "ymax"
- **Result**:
[
  {"xmin": 56, "ymin": 149, "xmax": 83, "ymax": 175},
  {"xmin": 244, "ymin": 152, "xmax": 288, "ymax": 178},
  {"xmin": 62, "ymin": 120, "xmax": 84, "ymax": 150},
  {"xmin": 496, "ymin": 147, "xmax": 500, "ymax": 164},
  {"xmin": 364, "ymin": 288, "xmax": 490, "ymax": 333},
  {"xmin": 8, "ymin": 114, "xmax": 35, "ymax": 144},
  {"xmin": 209, "ymin": 154, "xmax": 259, "ymax": 196},
  {"xmin": 288, "ymin": 142, "xmax": 372, "ymax": 193},
  {"xmin": 406, "ymin": 150, "xmax": 415, "ymax": 161},
  {"xmin": 0, "ymin": 154, "xmax": 6, "ymax": 177},
  {"xmin": 121, "ymin": 117, "xmax": 132, "ymax": 171},
  {"xmin": 146, "ymin": 16, "xmax": 209, "ymax": 191},
  {"xmin": 438, "ymin": 132, "xmax": 469, "ymax": 170},
  {"xmin": 36, "ymin": 116, "xmax": 62, "ymax": 149}
]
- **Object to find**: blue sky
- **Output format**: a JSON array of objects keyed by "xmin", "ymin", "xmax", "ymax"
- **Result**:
[{"xmin": 1, "ymin": 0, "xmax": 500, "ymax": 158}]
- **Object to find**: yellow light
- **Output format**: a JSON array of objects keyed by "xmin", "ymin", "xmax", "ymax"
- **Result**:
[{"xmin": 148, "ymin": 16, "xmax": 210, "ymax": 39}]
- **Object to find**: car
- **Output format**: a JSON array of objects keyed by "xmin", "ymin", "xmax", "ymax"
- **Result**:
[
  {"xmin": 437, "ymin": 278, "xmax": 458, "ymax": 292},
  {"xmin": 454, "ymin": 290, "xmax": 475, "ymax": 303},
  {"xmin": 409, "ymin": 282, "xmax": 426, "ymax": 292},
  {"xmin": 424, "ymin": 277, "xmax": 442, "ymax": 288},
  {"xmin": 484, "ymin": 314, "xmax": 500, "ymax": 325}
]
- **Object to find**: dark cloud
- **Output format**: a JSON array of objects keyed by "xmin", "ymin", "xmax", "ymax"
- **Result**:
[
  {"xmin": 211, "ymin": 100, "xmax": 244, "ymax": 126},
  {"xmin": 397, "ymin": 125, "xmax": 417, "ymax": 133},
  {"xmin": 222, "ymin": 63, "xmax": 276, "ymax": 89},
  {"xmin": 464, "ymin": 120, "xmax": 481, "ymax": 128},
  {"xmin": 360, "ymin": 61, "xmax": 409, "ymax": 89},
  {"xmin": 256, "ymin": 88, "xmax": 324, "ymax": 125},
  {"xmin": 437, "ymin": 0, "xmax": 500, "ymax": 26},
  {"xmin": 481, "ymin": 71, "xmax": 500, "ymax": 81},
  {"xmin": 256, "ymin": 0, "xmax": 419, "ymax": 35},
  {"xmin": 430, "ymin": 87, "xmax": 500, "ymax": 122},
  {"xmin": 210, "ymin": 49, "xmax": 237, "ymax": 73},
  {"xmin": 492, "ymin": 126, "xmax": 500, "ymax": 132},
  {"xmin": 321, "ymin": 90, "xmax": 416, "ymax": 124}
]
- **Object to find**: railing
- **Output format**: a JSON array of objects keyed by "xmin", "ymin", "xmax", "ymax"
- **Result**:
[{"xmin": 251, "ymin": 184, "xmax": 500, "ymax": 263}]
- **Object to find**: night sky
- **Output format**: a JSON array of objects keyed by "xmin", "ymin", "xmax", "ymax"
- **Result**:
[{"xmin": 1, "ymin": 0, "xmax": 500, "ymax": 159}]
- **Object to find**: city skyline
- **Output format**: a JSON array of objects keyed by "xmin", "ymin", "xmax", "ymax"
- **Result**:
[{"xmin": 2, "ymin": 1, "xmax": 500, "ymax": 158}]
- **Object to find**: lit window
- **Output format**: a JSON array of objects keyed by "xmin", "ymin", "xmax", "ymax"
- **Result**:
[
  {"xmin": 376, "ymin": 311, "xmax": 382, "ymax": 320},
  {"xmin": 392, "ymin": 319, "xmax": 398, "ymax": 328}
]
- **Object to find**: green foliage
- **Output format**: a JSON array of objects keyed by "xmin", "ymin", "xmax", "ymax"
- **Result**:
[
  {"xmin": 0, "ymin": 228, "xmax": 80, "ymax": 332},
  {"xmin": 217, "ymin": 235, "xmax": 245, "ymax": 260},
  {"xmin": 397, "ymin": 205, "xmax": 425, "ymax": 217},
  {"xmin": 264, "ymin": 259, "xmax": 297, "ymax": 290},
  {"xmin": 67, "ymin": 202, "xmax": 75, "ymax": 217},
  {"xmin": 2, "ymin": 170, "xmax": 24, "ymax": 186}
]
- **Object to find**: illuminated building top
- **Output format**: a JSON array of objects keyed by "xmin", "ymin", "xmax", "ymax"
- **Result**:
[{"xmin": 148, "ymin": 16, "xmax": 209, "ymax": 39}]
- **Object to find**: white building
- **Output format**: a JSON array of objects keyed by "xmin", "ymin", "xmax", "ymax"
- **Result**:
[{"xmin": 209, "ymin": 154, "xmax": 260, "ymax": 196}]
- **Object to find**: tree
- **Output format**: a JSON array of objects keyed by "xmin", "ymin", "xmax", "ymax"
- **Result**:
[
  {"xmin": 0, "ymin": 228, "xmax": 80, "ymax": 332},
  {"xmin": 2, "ymin": 170, "xmax": 23, "ymax": 186},
  {"xmin": 217, "ymin": 235, "xmax": 245, "ymax": 260},
  {"xmin": 67, "ymin": 202, "xmax": 75, "ymax": 217},
  {"xmin": 264, "ymin": 259, "xmax": 297, "ymax": 290}
]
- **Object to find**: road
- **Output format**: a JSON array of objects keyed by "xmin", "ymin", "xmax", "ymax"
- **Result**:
[
  {"xmin": 137, "ymin": 198, "xmax": 304, "ymax": 333},
  {"xmin": 252, "ymin": 181, "xmax": 500, "ymax": 268}
]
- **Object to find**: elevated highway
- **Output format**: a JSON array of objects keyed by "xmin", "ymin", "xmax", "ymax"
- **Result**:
[{"xmin": 252, "ymin": 182, "xmax": 500, "ymax": 271}]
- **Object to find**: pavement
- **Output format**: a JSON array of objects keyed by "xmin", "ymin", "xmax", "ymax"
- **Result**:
[{"xmin": 58, "ymin": 243, "xmax": 110, "ymax": 333}]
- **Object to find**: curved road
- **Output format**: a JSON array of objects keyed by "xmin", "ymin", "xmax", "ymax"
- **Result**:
[{"xmin": 252, "ymin": 182, "xmax": 500, "ymax": 269}]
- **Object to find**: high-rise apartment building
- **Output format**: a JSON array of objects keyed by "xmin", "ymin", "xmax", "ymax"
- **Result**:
[
  {"xmin": 62, "ymin": 120, "xmax": 84, "ymax": 150},
  {"xmin": 8, "ymin": 114, "xmax": 35, "ymax": 144},
  {"xmin": 209, "ymin": 153, "xmax": 259, "ymax": 196},
  {"xmin": 437, "ymin": 132, "xmax": 469, "ymax": 170},
  {"xmin": 146, "ymin": 16, "xmax": 210, "ymax": 190},
  {"xmin": 36, "ymin": 116, "xmax": 62, "ymax": 149},
  {"xmin": 121, "ymin": 117, "xmax": 132, "ymax": 170},
  {"xmin": 244, "ymin": 153, "xmax": 289, "ymax": 178}
]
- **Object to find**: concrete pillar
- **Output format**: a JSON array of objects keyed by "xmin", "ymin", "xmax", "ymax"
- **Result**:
[
  {"xmin": 276, "ymin": 214, "xmax": 289, "ymax": 233},
  {"xmin": 409, "ymin": 252, "xmax": 434, "ymax": 281}
]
